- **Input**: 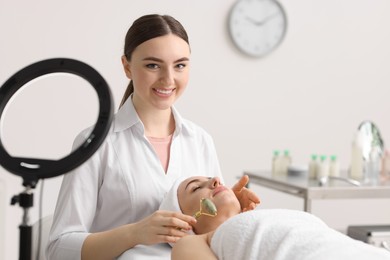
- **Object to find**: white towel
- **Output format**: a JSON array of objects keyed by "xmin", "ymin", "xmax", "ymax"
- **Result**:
[
  {"xmin": 159, "ymin": 176, "xmax": 195, "ymax": 246},
  {"xmin": 159, "ymin": 176, "xmax": 187, "ymax": 214},
  {"xmin": 210, "ymin": 209, "xmax": 390, "ymax": 260}
]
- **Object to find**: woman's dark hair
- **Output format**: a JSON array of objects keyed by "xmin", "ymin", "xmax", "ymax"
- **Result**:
[{"xmin": 119, "ymin": 14, "xmax": 190, "ymax": 108}]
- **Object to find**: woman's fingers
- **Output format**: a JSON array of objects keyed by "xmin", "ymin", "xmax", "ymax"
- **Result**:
[
  {"xmin": 232, "ymin": 175, "xmax": 261, "ymax": 211},
  {"xmin": 232, "ymin": 175, "xmax": 249, "ymax": 192},
  {"xmin": 155, "ymin": 211, "xmax": 196, "ymax": 243},
  {"xmin": 134, "ymin": 210, "xmax": 196, "ymax": 245},
  {"xmin": 160, "ymin": 211, "xmax": 196, "ymax": 230}
]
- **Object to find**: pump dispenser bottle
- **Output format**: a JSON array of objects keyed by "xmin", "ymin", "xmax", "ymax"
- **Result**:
[
  {"xmin": 350, "ymin": 133, "xmax": 364, "ymax": 180},
  {"xmin": 318, "ymin": 155, "xmax": 329, "ymax": 179},
  {"xmin": 329, "ymin": 155, "xmax": 340, "ymax": 177},
  {"xmin": 381, "ymin": 149, "xmax": 390, "ymax": 181},
  {"xmin": 272, "ymin": 150, "xmax": 281, "ymax": 177},
  {"xmin": 282, "ymin": 150, "xmax": 292, "ymax": 175},
  {"xmin": 308, "ymin": 154, "xmax": 319, "ymax": 179}
]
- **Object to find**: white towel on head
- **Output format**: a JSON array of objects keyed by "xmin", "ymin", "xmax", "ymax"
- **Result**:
[
  {"xmin": 159, "ymin": 176, "xmax": 186, "ymax": 214},
  {"xmin": 159, "ymin": 176, "xmax": 195, "ymax": 246}
]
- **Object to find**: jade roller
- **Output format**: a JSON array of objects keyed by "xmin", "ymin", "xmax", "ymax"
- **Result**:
[{"xmin": 193, "ymin": 198, "xmax": 217, "ymax": 219}]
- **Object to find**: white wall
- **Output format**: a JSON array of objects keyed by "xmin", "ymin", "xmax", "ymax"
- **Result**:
[{"xmin": 1, "ymin": 0, "xmax": 390, "ymax": 259}]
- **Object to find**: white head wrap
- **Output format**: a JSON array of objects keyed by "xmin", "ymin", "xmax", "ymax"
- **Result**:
[
  {"xmin": 159, "ymin": 176, "xmax": 187, "ymax": 214},
  {"xmin": 159, "ymin": 176, "xmax": 195, "ymax": 246}
]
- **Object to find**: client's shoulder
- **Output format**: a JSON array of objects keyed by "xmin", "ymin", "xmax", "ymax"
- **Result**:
[{"xmin": 172, "ymin": 234, "xmax": 216, "ymax": 260}]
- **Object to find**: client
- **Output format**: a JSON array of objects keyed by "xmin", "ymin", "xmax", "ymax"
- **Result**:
[{"xmin": 159, "ymin": 176, "xmax": 390, "ymax": 260}]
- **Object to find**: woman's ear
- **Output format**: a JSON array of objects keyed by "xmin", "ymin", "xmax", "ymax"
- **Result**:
[{"xmin": 121, "ymin": 55, "xmax": 132, "ymax": 80}]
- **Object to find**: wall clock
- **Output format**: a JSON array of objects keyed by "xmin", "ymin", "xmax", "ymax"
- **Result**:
[{"xmin": 228, "ymin": 0, "xmax": 288, "ymax": 58}]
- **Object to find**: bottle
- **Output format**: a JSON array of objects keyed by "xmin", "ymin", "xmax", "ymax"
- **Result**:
[
  {"xmin": 281, "ymin": 150, "xmax": 292, "ymax": 175},
  {"xmin": 366, "ymin": 149, "xmax": 381, "ymax": 184},
  {"xmin": 329, "ymin": 155, "xmax": 340, "ymax": 177},
  {"xmin": 308, "ymin": 154, "xmax": 319, "ymax": 179},
  {"xmin": 272, "ymin": 150, "xmax": 281, "ymax": 177},
  {"xmin": 381, "ymin": 149, "xmax": 390, "ymax": 181},
  {"xmin": 318, "ymin": 155, "xmax": 329, "ymax": 179},
  {"xmin": 350, "ymin": 133, "xmax": 364, "ymax": 180}
]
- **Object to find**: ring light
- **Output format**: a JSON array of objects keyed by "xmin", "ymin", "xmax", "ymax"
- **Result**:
[{"xmin": 0, "ymin": 58, "xmax": 114, "ymax": 188}]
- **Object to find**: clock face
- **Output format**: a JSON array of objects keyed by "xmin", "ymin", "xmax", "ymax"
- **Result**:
[{"xmin": 229, "ymin": 0, "xmax": 287, "ymax": 58}]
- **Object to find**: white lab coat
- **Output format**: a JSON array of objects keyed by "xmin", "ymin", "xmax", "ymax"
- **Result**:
[{"xmin": 47, "ymin": 97, "xmax": 222, "ymax": 260}]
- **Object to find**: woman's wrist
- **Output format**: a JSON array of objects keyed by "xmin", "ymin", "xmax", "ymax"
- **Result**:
[{"xmin": 123, "ymin": 222, "xmax": 140, "ymax": 249}]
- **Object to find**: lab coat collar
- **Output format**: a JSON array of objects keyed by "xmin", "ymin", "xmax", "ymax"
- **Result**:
[
  {"xmin": 113, "ymin": 96, "xmax": 141, "ymax": 133},
  {"xmin": 113, "ymin": 95, "xmax": 194, "ymax": 137}
]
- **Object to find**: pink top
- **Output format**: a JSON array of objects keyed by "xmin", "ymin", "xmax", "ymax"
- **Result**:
[{"xmin": 147, "ymin": 134, "xmax": 173, "ymax": 173}]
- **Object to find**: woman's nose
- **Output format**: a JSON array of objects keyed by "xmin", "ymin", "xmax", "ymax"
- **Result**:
[
  {"xmin": 160, "ymin": 68, "xmax": 174, "ymax": 86},
  {"xmin": 209, "ymin": 177, "xmax": 221, "ymax": 188}
]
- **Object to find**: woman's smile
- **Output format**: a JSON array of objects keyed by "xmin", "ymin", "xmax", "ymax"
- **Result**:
[{"xmin": 153, "ymin": 88, "xmax": 176, "ymax": 97}]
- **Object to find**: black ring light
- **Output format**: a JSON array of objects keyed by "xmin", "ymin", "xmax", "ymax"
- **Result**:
[
  {"xmin": 0, "ymin": 58, "xmax": 114, "ymax": 188},
  {"xmin": 0, "ymin": 58, "xmax": 113, "ymax": 260}
]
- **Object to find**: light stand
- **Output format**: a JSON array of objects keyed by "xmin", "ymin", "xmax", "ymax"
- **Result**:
[
  {"xmin": 0, "ymin": 58, "xmax": 114, "ymax": 260},
  {"xmin": 11, "ymin": 186, "xmax": 34, "ymax": 260}
]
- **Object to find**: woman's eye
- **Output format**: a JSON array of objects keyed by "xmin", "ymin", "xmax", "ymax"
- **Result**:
[
  {"xmin": 176, "ymin": 63, "xmax": 186, "ymax": 70},
  {"xmin": 192, "ymin": 186, "xmax": 200, "ymax": 192},
  {"xmin": 146, "ymin": 64, "xmax": 159, "ymax": 69}
]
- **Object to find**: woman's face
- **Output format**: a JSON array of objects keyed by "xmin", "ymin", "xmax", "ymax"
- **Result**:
[
  {"xmin": 177, "ymin": 176, "xmax": 241, "ymax": 234},
  {"xmin": 122, "ymin": 34, "xmax": 190, "ymax": 111}
]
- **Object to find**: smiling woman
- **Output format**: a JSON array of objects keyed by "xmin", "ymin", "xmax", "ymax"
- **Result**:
[
  {"xmin": 46, "ymin": 14, "xmax": 259, "ymax": 260},
  {"xmin": 121, "ymin": 34, "xmax": 191, "ymax": 119}
]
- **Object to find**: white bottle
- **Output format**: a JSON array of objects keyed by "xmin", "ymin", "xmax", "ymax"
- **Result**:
[
  {"xmin": 272, "ymin": 150, "xmax": 281, "ymax": 177},
  {"xmin": 329, "ymin": 155, "xmax": 340, "ymax": 177},
  {"xmin": 308, "ymin": 154, "xmax": 319, "ymax": 179},
  {"xmin": 350, "ymin": 133, "xmax": 364, "ymax": 180},
  {"xmin": 318, "ymin": 155, "xmax": 329, "ymax": 179},
  {"xmin": 366, "ymin": 149, "xmax": 381, "ymax": 184},
  {"xmin": 381, "ymin": 149, "xmax": 390, "ymax": 180},
  {"xmin": 282, "ymin": 150, "xmax": 292, "ymax": 175}
]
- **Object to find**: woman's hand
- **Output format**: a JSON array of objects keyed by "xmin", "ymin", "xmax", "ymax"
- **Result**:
[
  {"xmin": 232, "ymin": 175, "xmax": 260, "ymax": 212},
  {"xmin": 133, "ymin": 210, "xmax": 197, "ymax": 245},
  {"xmin": 81, "ymin": 210, "xmax": 195, "ymax": 259}
]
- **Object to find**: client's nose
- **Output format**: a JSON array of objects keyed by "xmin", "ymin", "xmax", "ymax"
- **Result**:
[{"xmin": 209, "ymin": 177, "xmax": 221, "ymax": 188}]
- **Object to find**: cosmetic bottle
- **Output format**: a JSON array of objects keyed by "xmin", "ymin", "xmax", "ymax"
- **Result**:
[
  {"xmin": 350, "ymin": 133, "xmax": 364, "ymax": 180},
  {"xmin": 318, "ymin": 155, "xmax": 329, "ymax": 179},
  {"xmin": 366, "ymin": 149, "xmax": 381, "ymax": 184},
  {"xmin": 272, "ymin": 150, "xmax": 281, "ymax": 177},
  {"xmin": 329, "ymin": 155, "xmax": 340, "ymax": 177},
  {"xmin": 381, "ymin": 149, "xmax": 390, "ymax": 181},
  {"xmin": 282, "ymin": 150, "xmax": 292, "ymax": 175},
  {"xmin": 308, "ymin": 154, "xmax": 319, "ymax": 179}
]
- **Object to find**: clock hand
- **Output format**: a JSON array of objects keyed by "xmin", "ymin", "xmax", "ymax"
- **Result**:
[
  {"xmin": 246, "ymin": 13, "xmax": 279, "ymax": 26},
  {"xmin": 260, "ymin": 13, "xmax": 279, "ymax": 25},
  {"xmin": 245, "ymin": 16, "xmax": 260, "ymax": 25}
]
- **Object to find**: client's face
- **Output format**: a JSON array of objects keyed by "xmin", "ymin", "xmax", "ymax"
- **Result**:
[{"xmin": 177, "ymin": 176, "xmax": 241, "ymax": 234}]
